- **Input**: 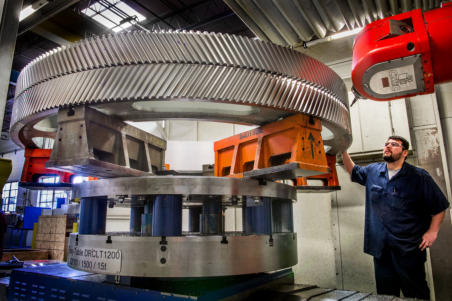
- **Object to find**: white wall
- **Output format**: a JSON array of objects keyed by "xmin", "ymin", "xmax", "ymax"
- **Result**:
[
  {"xmin": 164, "ymin": 120, "xmax": 256, "ymax": 170},
  {"xmin": 106, "ymin": 207, "xmax": 130, "ymax": 232},
  {"xmin": 332, "ymin": 165, "xmax": 375, "ymax": 292},
  {"xmin": 293, "ymin": 192, "xmax": 336, "ymax": 288}
]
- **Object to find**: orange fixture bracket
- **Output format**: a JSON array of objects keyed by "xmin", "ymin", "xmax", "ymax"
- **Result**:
[
  {"xmin": 295, "ymin": 154, "xmax": 340, "ymax": 190},
  {"xmin": 214, "ymin": 114, "xmax": 332, "ymax": 181}
]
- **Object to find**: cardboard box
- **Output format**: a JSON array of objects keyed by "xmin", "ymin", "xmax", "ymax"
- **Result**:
[{"xmin": 34, "ymin": 215, "xmax": 73, "ymax": 261}]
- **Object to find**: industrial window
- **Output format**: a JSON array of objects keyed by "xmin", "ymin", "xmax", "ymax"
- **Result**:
[
  {"xmin": 81, "ymin": 0, "xmax": 146, "ymax": 33},
  {"xmin": 37, "ymin": 176, "xmax": 70, "ymax": 209},
  {"xmin": 2, "ymin": 182, "xmax": 18, "ymax": 212}
]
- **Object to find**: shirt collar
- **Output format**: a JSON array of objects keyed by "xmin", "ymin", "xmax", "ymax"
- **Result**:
[
  {"xmin": 378, "ymin": 163, "xmax": 387, "ymax": 176},
  {"xmin": 379, "ymin": 161, "xmax": 409, "ymax": 177}
]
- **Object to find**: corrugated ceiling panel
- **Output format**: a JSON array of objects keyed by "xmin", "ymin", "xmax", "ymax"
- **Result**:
[{"xmin": 224, "ymin": 0, "xmax": 441, "ymax": 47}]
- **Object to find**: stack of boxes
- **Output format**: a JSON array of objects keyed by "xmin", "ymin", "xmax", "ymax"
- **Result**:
[{"xmin": 35, "ymin": 215, "xmax": 76, "ymax": 261}]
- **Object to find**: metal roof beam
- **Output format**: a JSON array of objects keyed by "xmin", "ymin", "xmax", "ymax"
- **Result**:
[{"xmin": 18, "ymin": 0, "xmax": 80, "ymax": 36}]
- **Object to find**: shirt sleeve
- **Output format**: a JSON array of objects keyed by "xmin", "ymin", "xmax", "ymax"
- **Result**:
[
  {"xmin": 351, "ymin": 164, "xmax": 368, "ymax": 186},
  {"xmin": 421, "ymin": 172, "xmax": 450, "ymax": 215}
]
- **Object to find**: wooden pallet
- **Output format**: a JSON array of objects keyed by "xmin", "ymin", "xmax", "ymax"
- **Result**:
[{"xmin": 1, "ymin": 250, "xmax": 49, "ymax": 261}]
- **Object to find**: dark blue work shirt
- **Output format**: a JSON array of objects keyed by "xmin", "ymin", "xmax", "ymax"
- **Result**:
[{"xmin": 352, "ymin": 162, "xmax": 449, "ymax": 258}]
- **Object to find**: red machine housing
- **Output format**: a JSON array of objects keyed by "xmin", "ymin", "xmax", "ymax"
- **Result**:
[
  {"xmin": 352, "ymin": 3, "xmax": 452, "ymax": 101},
  {"xmin": 21, "ymin": 148, "xmax": 73, "ymax": 183}
]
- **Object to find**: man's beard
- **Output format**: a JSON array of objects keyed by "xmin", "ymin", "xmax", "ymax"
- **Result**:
[{"xmin": 383, "ymin": 151, "xmax": 402, "ymax": 162}]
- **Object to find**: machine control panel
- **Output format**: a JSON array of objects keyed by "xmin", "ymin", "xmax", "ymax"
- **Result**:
[
  {"xmin": 362, "ymin": 55, "xmax": 424, "ymax": 99},
  {"xmin": 369, "ymin": 65, "xmax": 416, "ymax": 95}
]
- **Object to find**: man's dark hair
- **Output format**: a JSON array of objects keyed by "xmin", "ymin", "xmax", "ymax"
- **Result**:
[{"xmin": 388, "ymin": 135, "xmax": 409, "ymax": 150}]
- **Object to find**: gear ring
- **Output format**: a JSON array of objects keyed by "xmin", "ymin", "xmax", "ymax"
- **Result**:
[{"xmin": 11, "ymin": 31, "xmax": 351, "ymax": 153}]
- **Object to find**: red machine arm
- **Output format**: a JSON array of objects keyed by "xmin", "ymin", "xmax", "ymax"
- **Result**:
[{"xmin": 352, "ymin": 3, "xmax": 452, "ymax": 101}]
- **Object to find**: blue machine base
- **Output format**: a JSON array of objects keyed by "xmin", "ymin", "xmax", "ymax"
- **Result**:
[{"xmin": 8, "ymin": 264, "xmax": 293, "ymax": 301}]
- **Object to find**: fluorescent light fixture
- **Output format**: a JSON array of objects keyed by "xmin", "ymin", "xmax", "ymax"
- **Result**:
[
  {"xmin": 305, "ymin": 27, "xmax": 363, "ymax": 48},
  {"xmin": 19, "ymin": 5, "xmax": 36, "ymax": 21},
  {"xmin": 19, "ymin": 0, "xmax": 49, "ymax": 22},
  {"xmin": 81, "ymin": 0, "xmax": 146, "ymax": 33},
  {"xmin": 329, "ymin": 27, "xmax": 363, "ymax": 40}
]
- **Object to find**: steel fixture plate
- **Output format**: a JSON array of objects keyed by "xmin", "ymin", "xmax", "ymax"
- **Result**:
[
  {"xmin": 46, "ymin": 106, "xmax": 166, "ymax": 177},
  {"xmin": 243, "ymin": 162, "xmax": 326, "ymax": 180},
  {"xmin": 74, "ymin": 176, "xmax": 297, "ymax": 201},
  {"xmin": 12, "ymin": 31, "xmax": 352, "ymax": 154},
  {"xmin": 68, "ymin": 233, "xmax": 297, "ymax": 277}
]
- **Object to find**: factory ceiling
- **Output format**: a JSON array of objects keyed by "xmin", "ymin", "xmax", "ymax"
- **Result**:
[
  {"xmin": 13, "ymin": 0, "xmax": 442, "ymax": 72},
  {"xmin": 225, "ymin": 0, "xmax": 441, "ymax": 47},
  {"xmin": 1, "ymin": 0, "xmax": 442, "ymax": 154},
  {"xmin": 14, "ymin": 0, "xmax": 254, "ymax": 71}
]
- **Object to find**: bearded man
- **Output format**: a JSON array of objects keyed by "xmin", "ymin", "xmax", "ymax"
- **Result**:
[{"xmin": 342, "ymin": 135, "xmax": 449, "ymax": 300}]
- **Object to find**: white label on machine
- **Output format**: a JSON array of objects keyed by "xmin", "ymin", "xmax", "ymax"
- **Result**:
[
  {"xmin": 68, "ymin": 247, "xmax": 122, "ymax": 274},
  {"xmin": 369, "ymin": 64, "xmax": 417, "ymax": 95}
]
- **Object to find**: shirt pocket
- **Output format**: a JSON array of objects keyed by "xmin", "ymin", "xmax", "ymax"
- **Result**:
[{"xmin": 369, "ymin": 184, "xmax": 384, "ymax": 203}]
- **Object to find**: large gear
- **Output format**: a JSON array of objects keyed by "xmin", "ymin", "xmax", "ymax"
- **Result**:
[{"xmin": 11, "ymin": 31, "xmax": 351, "ymax": 153}]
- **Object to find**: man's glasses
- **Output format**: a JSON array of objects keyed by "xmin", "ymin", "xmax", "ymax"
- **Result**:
[{"xmin": 384, "ymin": 142, "xmax": 402, "ymax": 148}]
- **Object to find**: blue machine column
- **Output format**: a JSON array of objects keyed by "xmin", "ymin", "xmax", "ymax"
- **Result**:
[
  {"xmin": 141, "ymin": 198, "xmax": 153, "ymax": 235},
  {"xmin": 152, "ymin": 195, "xmax": 182, "ymax": 236},
  {"xmin": 272, "ymin": 199, "xmax": 294, "ymax": 233},
  {"xmin": 130, "ymin": 205, "xmax": 144, "ymax": 233},
  {"xmin": 200, "ymin": 196, "xmax": 222, "ymax": 234},
  {"xmin": 79, "ymin": 197, "xmax": 108, "ymax": 235},
  {"xmin": 243, "ymin": 197, "xmax": 272, "ymax": 235}
]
